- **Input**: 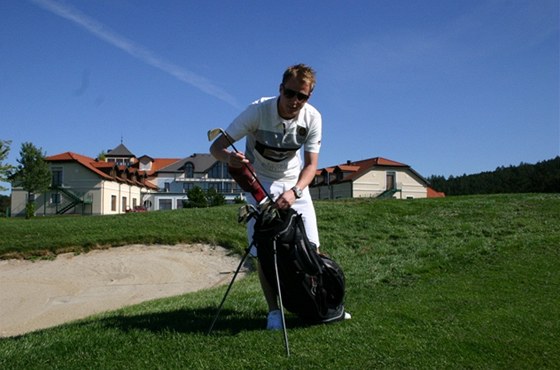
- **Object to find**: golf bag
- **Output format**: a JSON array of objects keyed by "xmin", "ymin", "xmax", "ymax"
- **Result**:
[
  {"xmin": 207, "ymin": 128, "xmax": 347, "ymax": 356},
  {"xmin": 253, "ymin": 207, "xmax": 346, "ymax": 323}
]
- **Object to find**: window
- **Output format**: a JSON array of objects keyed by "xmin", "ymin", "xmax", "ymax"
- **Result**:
[
  {"xmin": 164, "ymin": 182, "xmax": 170, "ymax": 192},
  {"xmin": 208, "ymin": 162, "xmax": 230, "ymax": 179},
  {"xmin": 111, "ymin": 195, "xmax": 117, "ymax": 211},
  {"xmin": 184, "ymin": 163, "xmax": 194, "ymax": 178},
  {"xmin": 139, "ymin": 160, "xmax": 152, "ymax": 171},
  {"xmin": 176, "ymin": 199, "xmax": 184, "ymax": 209},
  {"xmin": 159, "ymin": 199, "xmax": 172, "ymax": 210},
  {"xmin": 51, "ymin": 167, "xmax": 63, "ymax": 187},
  {"xmin": 122, "ymin": 196, "xmax": 127, "ymax": 212}
]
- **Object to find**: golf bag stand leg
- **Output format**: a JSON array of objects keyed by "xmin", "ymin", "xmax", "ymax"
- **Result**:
[
  {"xmin": 272, "ymin": 239, "xmax": 290, "ymax": 357},
  {"xmin": 207, "ymin": 244, "xmax": 253, "ymax": 335}
]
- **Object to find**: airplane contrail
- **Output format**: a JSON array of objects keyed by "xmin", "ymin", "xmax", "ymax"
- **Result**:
[{"xmin": 31, "ymin": 0, "xmax": 240, "ymax": 109}]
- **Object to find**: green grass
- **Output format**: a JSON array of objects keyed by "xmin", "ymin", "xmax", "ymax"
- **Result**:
[
  {"xmin": 0, "ymin": 207, "xmax": 248, "ymax": 258},
  {"xmin": 0, "ymin": 194, "xmax": 559, "ymax": 369}
]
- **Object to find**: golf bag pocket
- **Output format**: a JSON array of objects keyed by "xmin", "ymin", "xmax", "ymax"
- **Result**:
[{"xmin": 253, "ymin": 208, "xmax": 322, "ymax": 276}]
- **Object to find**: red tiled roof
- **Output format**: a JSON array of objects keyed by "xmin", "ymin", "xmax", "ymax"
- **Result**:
[
  {"xmin": 333, "ymin": 157, "xmax": 409, "ymax": 183},
  {"xmin": 336, "ymin": 165, "xmax": 361, "ymax": 172},
  {"xmin": 343, "ymin": 157, "xmax": 408, "ymax": 168},
  {"xmin": 315, "ymin": 156, "xmax": 427, "ymax": 185},
  {"xmin": 144, "ymin": 158, "xmax": 181, "ymax": 176},
  {"xmin": 47, "ymin": 152, "xmax": 114, "ymax": 180},
  {"xmin": 46, "ymin": 152, "xmax": 157, "ymax": 189}
]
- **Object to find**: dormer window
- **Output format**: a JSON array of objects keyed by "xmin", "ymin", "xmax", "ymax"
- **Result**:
[{"xmin": 185, "ymin": 163, "xmax": 194, "ymax": 178}]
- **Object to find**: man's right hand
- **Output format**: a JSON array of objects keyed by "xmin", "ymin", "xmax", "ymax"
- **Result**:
[{"xmin": 227, "ymin": 151, "xmax": 249, "ymax": 168}]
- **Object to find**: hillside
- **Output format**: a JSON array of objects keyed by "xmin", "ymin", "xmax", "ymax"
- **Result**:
[{"xmin": 0, "ymin": 194, "xmax": 558, "ymax": 368}]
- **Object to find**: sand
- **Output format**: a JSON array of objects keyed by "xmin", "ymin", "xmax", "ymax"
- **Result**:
[{"xmin": 0, "ymin": 244, "xmax": 245, "ymax": 338}]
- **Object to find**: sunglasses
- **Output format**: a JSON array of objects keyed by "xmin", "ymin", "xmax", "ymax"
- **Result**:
[{"xmin": 282, "ymin": 85, "xmax": 310, "ymax": 101}]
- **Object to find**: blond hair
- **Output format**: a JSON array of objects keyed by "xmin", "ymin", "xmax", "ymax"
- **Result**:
[{"xmin": 282, "ymin": 64, "xmax": 316, "ymax": 92}]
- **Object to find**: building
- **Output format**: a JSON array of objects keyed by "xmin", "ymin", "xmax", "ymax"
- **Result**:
[
  {"xmin": 146, "ymin": 152, "xmax": 244, "ymax": 211},
  {"xmin": 311, "ymin": 157, "xmax": 445, "ymax": 200},
  {"xmin": 10, "ymin": 145, "xmax": 444, "ymax": 216},
  {"xmin": 10, "ymin": 151, "xmax": 159, "ymax": 216},
  {"xmin": 9, "ymin": 143, "xmax": 242, "ymax": 217}
]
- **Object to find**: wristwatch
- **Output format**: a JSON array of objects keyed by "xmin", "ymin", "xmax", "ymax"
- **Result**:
[{"xmin": 291, "ymin": 186, "xmax": 303, "ymax": 199}]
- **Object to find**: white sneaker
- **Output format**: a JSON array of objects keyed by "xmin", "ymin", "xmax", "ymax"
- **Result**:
[
  {"xmin": 266, "ymin": 309, "xmax": 283, "ymax": 330},
  {"xmin": 344, "ymin": 312, "xmax": 352, "ymax": 320}
]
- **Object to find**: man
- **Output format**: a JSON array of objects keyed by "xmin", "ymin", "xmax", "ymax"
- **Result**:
[{"xmin": 210, "ymin": 64, "xmax": 322, "ymax": 330}]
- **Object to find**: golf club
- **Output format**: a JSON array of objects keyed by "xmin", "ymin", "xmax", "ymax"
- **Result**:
[{"xmin": 207, "ymin": 128, "xmax": 275, "ymax": 204}]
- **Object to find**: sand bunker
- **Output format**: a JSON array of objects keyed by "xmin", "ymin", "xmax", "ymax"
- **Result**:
[{"xmin": 0, "ymin": 244, "xmax": 244, "ymax": 337}]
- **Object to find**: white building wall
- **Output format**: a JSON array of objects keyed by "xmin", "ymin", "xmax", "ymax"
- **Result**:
[
  {"xmin": 398, "ymin": 172, "xmax": 428, "ymax": 199},
  {"xmin": 352, "ymin": 170, "xmax": 385, "ymax": 197},
  {"xmin": 9, "ymin": 189, "xmax": 27, "ymax": 216},
  {"xmin": 100, "ymin": 181, "xmax": 147, "ymax": 214},
  {"xmin": 311, "ymin": 168, "xmax": 429, "ymax": 200},
  {"xmin": 10, "ymin": 162, "xmax": 153, "ymax": 217}
]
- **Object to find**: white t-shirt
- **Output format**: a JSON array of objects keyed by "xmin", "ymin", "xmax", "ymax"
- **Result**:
[{"xmin": 225, "ymin": 97, "xmax": 322, "ymax": 181}]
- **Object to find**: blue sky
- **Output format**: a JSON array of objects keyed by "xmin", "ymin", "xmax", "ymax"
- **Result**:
[{"xmin": 1, "ymin": 0, "xmax": 558, "ymax": 193}]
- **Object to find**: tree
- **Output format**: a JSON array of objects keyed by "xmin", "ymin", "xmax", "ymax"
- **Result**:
[
  {"xmin": 10, "ymin": 142, "xmax": 51, "ymax": 218},
  {"xmin": 0, "ymin": 194, "xmax": 9, "ymax": 216},
  {"xmin": 427, "ymin": 156, "xmax": 560, "ymax": 195},
  {"xmin": 207, "ymin": 187, "xmax": 225, "ymax": 207},
  {"xmin": 184, "ymin": 187, "xmax": 226, "ymax": 208},
  {"xmin": 0, "ymin": 140, "xmax": 13, "ymax": 192},
  {"xmin": 97, "ymin": 150, "xmax": 107, "ymax": 161},
  {"xmin": 185, "ymin": 186, "xmax": 208, "ymax": 208}
]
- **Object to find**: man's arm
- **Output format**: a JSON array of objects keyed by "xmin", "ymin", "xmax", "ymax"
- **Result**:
[
  {"xmin": 209, "ymin": 135, "xmax": 248, "ymax": 168},
  {"xmin": 276, "ymin": 151, "xmax": 319, "ymax": 209},
  {"xmin": 296, "ymin": 151, "xmax": 319, "ymax": 190}
]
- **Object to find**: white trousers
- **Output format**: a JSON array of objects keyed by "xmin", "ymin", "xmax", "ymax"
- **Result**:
[{"xmin": 247, "ymin": 178, "xmax": 320, "ymax": 256}]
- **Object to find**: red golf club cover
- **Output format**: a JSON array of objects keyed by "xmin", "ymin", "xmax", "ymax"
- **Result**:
[{"xmin": 227, "ymin": 163, "xmax": 266, "ymax": 203}]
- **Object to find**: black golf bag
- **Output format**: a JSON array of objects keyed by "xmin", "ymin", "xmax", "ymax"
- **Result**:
[{"xmin": 253, "ymin": 207, "xmax": 346, "ymax": 323}]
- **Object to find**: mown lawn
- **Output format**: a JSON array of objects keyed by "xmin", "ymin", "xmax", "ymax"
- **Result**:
[{"xmin": 0, "ymin": 194, "xmax": 558, "ymax": 369}]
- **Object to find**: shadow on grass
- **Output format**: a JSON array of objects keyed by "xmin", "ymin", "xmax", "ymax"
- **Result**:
[
  {"xmin": 86, "ymin": 307, "xmax": 257, "ymax": 335},
  {"xmin": 84, "ymin": 306, "xmax": 315, "ymax": 336}
]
